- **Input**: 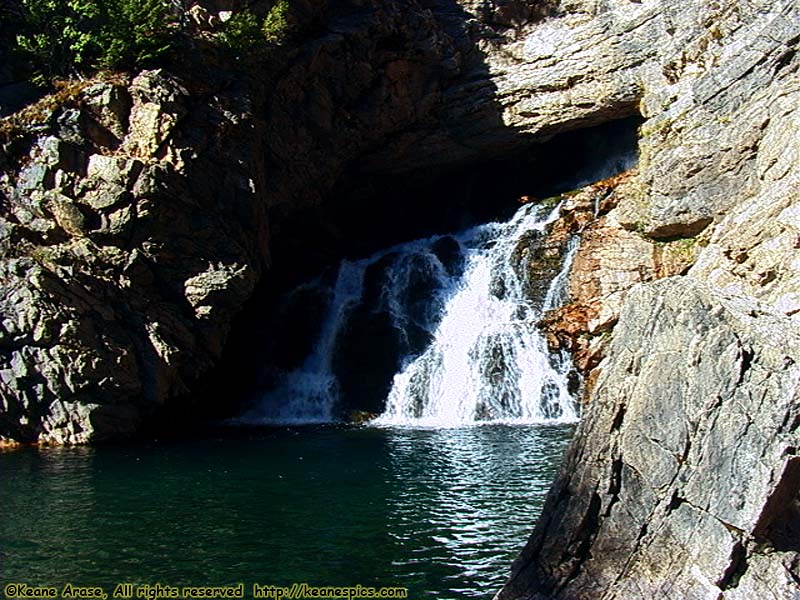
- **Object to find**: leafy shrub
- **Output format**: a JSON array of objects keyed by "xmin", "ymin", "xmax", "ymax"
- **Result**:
[
  {"xmin": 216, "ymin": 1, "xmax": 292, "ymax": 54},
  {"xmin": 96, "ymin": 0, "xmax": 177, "ymax": 70},
  {"xmin": 262, "ymin": 0, "xmax": 290, "ymax": 44},
  {"xmin": 12, "ymin": 0, "xmax": 177, "ymax": 85},
  {"xmin": 7, "ymin": 0, "xmax": 295, "ymax": 88},
  {"xmin": 215, "ymin": 9, "xmax": 263, "ymax": 54}
]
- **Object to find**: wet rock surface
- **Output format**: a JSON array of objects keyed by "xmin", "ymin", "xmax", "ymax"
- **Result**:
[{"xmin": 538, "ymin": 170, "xmax": 703, "ymax": 381}]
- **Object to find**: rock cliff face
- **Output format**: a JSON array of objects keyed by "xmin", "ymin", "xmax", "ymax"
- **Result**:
[
  {"xmin": 495, "ymin": 0, "xmax": 800, "ymax": 598},
  {"xmin": 505, "ymin": 278, "xmax": 800, "ymax": 599},
  {"xmin": 1, "ymin": 0, "xmax": 798, "ymax": 595},
  {"xmin": 0, "ymin": 71, "xmax": 270, "ymax": 444}
]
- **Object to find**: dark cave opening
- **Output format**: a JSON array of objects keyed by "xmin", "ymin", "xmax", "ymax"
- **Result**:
[
  {"xmin": 174, "ymin": 115, "xmax": 642, "ymax": 427},
  {"xmin": 268, "ymin": 116, "xmax": 642, "ymax": 290}
]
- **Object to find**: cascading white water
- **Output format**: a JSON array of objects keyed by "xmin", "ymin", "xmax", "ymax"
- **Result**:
[
  {"xmin": 375, "ymin": 205, "xmax": 579, "ymax": 426},
  {"xmin": 241, "ymin": 263, "xmax": 368, "ymax": 424},
  {"xmin": 542, "ymin": 237, "xmax": 579, "ymax": 314},
  {"xmin": 239, "ymin": 202, "xmax": 580, "ymax": 426}
]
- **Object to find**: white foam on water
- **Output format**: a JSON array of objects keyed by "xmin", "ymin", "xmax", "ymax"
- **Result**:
[
  {"xmin": 239, "ymin": 202, "xmax": 580, "ymax": 426},
  {"xmin": 374, "ymin": 204, "xmax": 579, "ymax": 427}
]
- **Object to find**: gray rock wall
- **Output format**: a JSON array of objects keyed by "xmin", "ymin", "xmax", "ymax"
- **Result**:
[
  {"xmin": 497, "ymin": 0, "xmax": 800, "ymax": 597},
  {"xmin": 0, "ymin": 0, "xmax": 648, "ymax": 444},
  {"xmin": 499, "ymin": 279, "xmax": 800, "ymax": 599}
]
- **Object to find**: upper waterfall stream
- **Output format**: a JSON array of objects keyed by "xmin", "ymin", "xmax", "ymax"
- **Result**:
[{"xmin": 240, "ymin": 201, "xmax": 580, "ymax": 427}]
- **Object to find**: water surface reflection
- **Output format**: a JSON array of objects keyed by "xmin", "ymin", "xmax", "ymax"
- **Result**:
[{"xmin": 0, "ymin": 425, "xmax": 574, "ymax": 599}]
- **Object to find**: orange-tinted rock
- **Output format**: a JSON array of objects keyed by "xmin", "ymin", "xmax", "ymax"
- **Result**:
[{"xmin": 536, "ymin": 169, "xmax": 702, "ymax": 394}]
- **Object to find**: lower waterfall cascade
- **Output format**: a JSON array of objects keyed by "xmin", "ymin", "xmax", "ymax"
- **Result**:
[
  {"xmin": 239, "ymin": 200, "xmax": 582, "ymax": 427},
  {"xmin": 375, "ymin": 205, "xmax": 579, "ymax": 426}
]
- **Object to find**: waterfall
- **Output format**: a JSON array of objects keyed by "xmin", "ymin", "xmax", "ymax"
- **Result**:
[
  {"xmin": 239, "ymin": 202, "xmax": 580, "ymax": 426},
  {"xmin": 542, "ymin": 237, "xmax": 579, "ymax": 313},
  {"xmin": 242, "ymin": 263, "xmax": 368, "ymax": 424},
  {"xmin": 375, "ymin": 205, "xmax": 578, "ymax": 426}
]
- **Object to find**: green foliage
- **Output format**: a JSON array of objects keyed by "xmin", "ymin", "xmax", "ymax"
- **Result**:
[
  {"xmin": 216, "ymin": 1, "xmax": 292, "ymax": 54},
  {"xmin": 7, "ymin": 0, "xmax": 296, "ymax": 87},
  {"xmin": 12, "ymin": 0, "xmax": 177, "ymax": 85},
  {"xmin": 215, "ymin": 9, "xmax": 263, "ymax": 54},
  {"xmin": 96, "ymin": 0, "xmax": 177, "ymax": 70},
  {"xmin": 262, "ymin": 0, "xmax": 290, "ymax": 44}
]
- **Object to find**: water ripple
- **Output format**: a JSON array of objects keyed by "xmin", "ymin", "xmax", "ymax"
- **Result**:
[{"xmin": 0, "ymin": 424, "xmax": 573, "ymax": 600}]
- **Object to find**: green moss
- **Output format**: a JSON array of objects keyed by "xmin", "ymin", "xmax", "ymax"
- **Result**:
[
  {"xmin": 640, "ymin": 116, "xmax": 673, "ymax": 138},
  {"xmin": 671, "ymin": 237, "xmax": 699, "ymax": 258},
  {"xmin": 654, "ymin": 236, "xmax": 697, "ymax": 249},
  {"xmin": 0, "ymin": 78, "xmax": 93, "ymax": 146},
  {"xmin": 538, "ymin": 194, "xmax": 564, "ymax": 209},
  {"xmin": 653, "ymin": 236, "xmax": 701, "ymax": 270},
  {"xmin": 28, "ymin": 244, "xmax": 60, "ymax": 267}
]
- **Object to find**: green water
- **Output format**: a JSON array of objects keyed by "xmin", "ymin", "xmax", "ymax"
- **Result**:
[{"xmin": 0, "ymin": 424, "xmax": 573, "ymax": 599}]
